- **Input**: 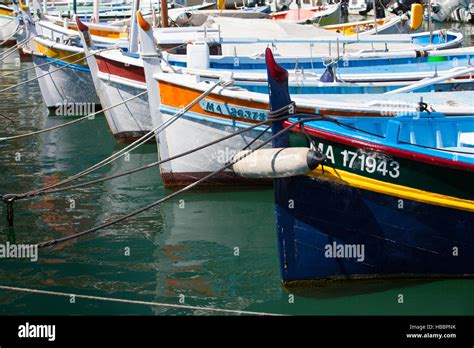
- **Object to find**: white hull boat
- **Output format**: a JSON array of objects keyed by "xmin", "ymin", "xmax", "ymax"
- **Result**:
[
  {"xmin": 76, "ymin": 17, "xmax": 152, "ymax": 142},
  {"xmin": 32, "ymin": 36, "xmax": 100, "ymax": 111},
  {"xmin": 0, "ymin": 5, "xmax": 17, "ymax": 46}
]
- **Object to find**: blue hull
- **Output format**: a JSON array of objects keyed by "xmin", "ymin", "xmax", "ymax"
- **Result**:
[
  {"xmin": 275, "ymin": 175, "xmax": 474, "ymax": 282},
  {"xmin": 239, "ymin": 81, "xmax": 474, "ymax": 94},
  {"xmin": 169, "ymin": 52, "xmax": 468, "ymax": 73}
]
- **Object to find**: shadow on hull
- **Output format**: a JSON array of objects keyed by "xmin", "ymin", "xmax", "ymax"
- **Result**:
[{"xmin": 281, "ymin": 276, "xmax": 463, "ymax": 298}]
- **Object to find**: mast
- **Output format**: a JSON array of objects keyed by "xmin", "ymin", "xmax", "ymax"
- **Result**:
[
  {"xmin": 428, "ymin": 0, "xmax": 433, "ymax": 44},
  {"xmin": 373, "ymin": 0, "xmax": 377, "ymax": 34},
  {"xmin": 129, "ymin": 0, "xmax": 140, "ymax": 52},
  {"xmin": 160, "ymin": 0, "xmax": 168, "ymax": 27},
  {"xmin": 92, "ymin": 0, "xmax": 99, "ymax": 23}
]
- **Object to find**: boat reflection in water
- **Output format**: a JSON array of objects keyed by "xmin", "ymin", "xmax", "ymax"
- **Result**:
[{"xmin": 151, "ymin": 188, "xmax": 278, "ymax": 314}]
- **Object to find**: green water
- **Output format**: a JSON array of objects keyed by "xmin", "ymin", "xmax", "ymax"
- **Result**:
[{"xmin": 0, "ymin": 22, "xmax": 474, "ymax": 316}]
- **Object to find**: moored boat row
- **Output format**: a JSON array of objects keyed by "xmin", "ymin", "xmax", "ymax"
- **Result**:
[{"xmin": 2, "ymin": 0, "xmax": 474, "ymax": 287}]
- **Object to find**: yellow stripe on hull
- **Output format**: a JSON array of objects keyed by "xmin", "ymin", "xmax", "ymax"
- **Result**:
[
  {"xmin": 0, "ymin": 9, "xmax": 14, "ymax": 17},
  {"xmin": 68, "ymin": 24, "xmax": 128, "ymax": 39},
  {"xmin": 307, "ymin": 166, "xmax": 474, "ymax": 212},
  {"xmin": 34, "ymin": 41, "xmax": 87, "ymax": 66},
  {"xmin": 324, "ymin": 19, "xmax": 386, "ymax": 35}
]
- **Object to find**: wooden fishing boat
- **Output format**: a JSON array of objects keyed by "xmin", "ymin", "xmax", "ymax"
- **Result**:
[
  {"xmin": 76, "ymin": 16, "xmax": 151, "ymax": 143},
  {"xmin": 17, "ymin": 5, "xmax": 102, "ymax": 111},
  {"xmin": 230, "ymin": 70, "xmax": 474, "ymax": 93},
  {"xmin": 33, "ymin": 0, "xmax": 216, "ymax": 45},
  {"xmin": 0, "ymin": 4, "xmax": 17, "ymax": 47},
  {"xmin": 22, "ymin": 7, "xmax": 245, "ymax": 115},
  {"xmin": 322, "ymin": 15, "xmax": 419, "ymax": 35},
  {"xmin": 35, "ymin": 15, "xmax": 130, "ymax": 47},
  {"xmin": 271, "ymin": 2, "xmax": 342, "ymax": 25},
  {"xmin": 164, "ymin": 18, "xmax": 464, "ymax": 72},
  {"xmin": 151, "ymin": 72, "xmax": 474, "ymax": 186},
  {"xmin": 184, "ymin": 45, "xmax": 474, "ymax": 83},
  {"xmin": 32, "ymin": 36, "xmax": 101, "ymax": 111},
  {"xmin": 41, "ymin": 1, "xmax": 216, "ymax": 23},
  {"xmin": 137, "ymin": 11, "xmax": 272, "ymax": 186},
  {"xmin": 76, "ymin": 11, "xmax": 470, "ymax": 141},
  {"xmin": 137, "ymin": 11, "xmax": 474, "ymax": 187},
  {"xmin": 256, "ymin": 48, "xmax": 474, "ymax": 283},
  {"xmin": 239, "ymin": 4, "xmax": 272, "ymax": 13},
  {"xmin": 35, "ymin": 6, "xmax": 464, "ymax": 73},
  {"xmin": 171, "ymin": 8, "xmax": 271, "ymax": 26}
]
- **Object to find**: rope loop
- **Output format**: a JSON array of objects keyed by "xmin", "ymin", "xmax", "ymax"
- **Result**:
[{"xmin": 267, "ymin": 101, "xmax": 296, "ymax": 120}]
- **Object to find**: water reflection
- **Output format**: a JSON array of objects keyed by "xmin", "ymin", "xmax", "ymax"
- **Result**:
[
  {"xmin": 151, "ymin": 188, "xmax": 279, "ymax": 314},
  {"xmin": 1, "ymin": 29, "xmax": 474, "ymax": 315}
]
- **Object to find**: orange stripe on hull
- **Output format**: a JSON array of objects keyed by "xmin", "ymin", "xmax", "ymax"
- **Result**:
[
  {"xmin": 158, "ymin": 80, "xmax": 271, "ymax": 124},
  {"xmin": 158, "ymin": 80, "xmax": 388, "ymax": 119}
]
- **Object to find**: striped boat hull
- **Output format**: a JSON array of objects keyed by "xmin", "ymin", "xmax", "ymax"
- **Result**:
[
  {"xmin": 32, "ymin": 41, "xmax": 100, "ymax": 110},
  {"xmin": 94, "ymin": 55, "xmax": 151, "ymax": 143},
  {"xmin": 276, "ymin": 174, "xmax": 474, "ymax": 283},
  {"xmin": 32, "ymin": 54, "xmax": 100, "ymax": 110},
  {"xmin": 0, "ymin": 13, "xmax": 17, "ymax": 47},
  {"xmin": 275, "ymin": 123, "xmax": 474, "ymax": 283}
]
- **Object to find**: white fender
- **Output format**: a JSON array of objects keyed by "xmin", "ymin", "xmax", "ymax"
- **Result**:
[{"xmin": 232, "ymin": 148, "xmax": 325, "ymax": 179}]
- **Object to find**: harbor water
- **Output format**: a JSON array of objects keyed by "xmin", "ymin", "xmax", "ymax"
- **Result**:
[{"xmin": 1, "ymin": 20, "xmax": 474, "ymax": 316}]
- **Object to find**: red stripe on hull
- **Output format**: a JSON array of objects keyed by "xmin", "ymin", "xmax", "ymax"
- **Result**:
[
  {"xmin": 96, "ymin": 55, "xmax": 145, "ymax": 83},
  {"xmin": 287, "ymin": 121, "xmax": 474, "ymax": 172},
  {"xmin": 161, "ymin": 171, "xmax": 272, "ymax": 187},
  {"xmin": 18, "ymin": 48, "xmax": 33, "ymax": 61}
]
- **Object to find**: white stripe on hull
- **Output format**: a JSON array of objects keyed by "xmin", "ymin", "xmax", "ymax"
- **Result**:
[{"xmin": 156, "ymin": 109, "xmax": 271, "ymax": 179}]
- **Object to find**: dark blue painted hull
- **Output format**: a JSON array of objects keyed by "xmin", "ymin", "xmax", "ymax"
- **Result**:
[{"xmin": 275, "ymin": 175, "xmax": 474, "ymax": 282}]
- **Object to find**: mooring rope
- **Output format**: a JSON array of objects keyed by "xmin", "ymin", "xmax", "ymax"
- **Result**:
[
  {"xmin": 0, "ymin": 112, "xmax": 16, "ymax": 127},
  {"xmin": 16, "ymin": 80, "xmax": 231, "ymax": 198},
  {"xmin": 0, "ymin": 35, "xmax": 35, "ymax": 62},
  {"xmin": 0, "ymin": 91, "xmax": 147, "ymax": 142},
  {"xmin": 65, "ymin": 80, "xmax": 232, "ymax": 180},
  {"xmin": 0, "ymin": 50, "xmax": 83, "ymax": 78},
  {"xmin": 35, "ymin": 115, "xmax": 323, "ymax": 249},
  {"xmin": 3, "ymin": 112, "xmax": 272, "ymax": 201},
  {"xmin": 0, "ymin": 80, "xmax": 229, "ymax": 206},
  {"xmin": 0, "ymin": 48, "xmax": 114, "ymax": 94},
  {"xmin": 0, "ymin": 285, "xmax": 285, "ymax": 316}
]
